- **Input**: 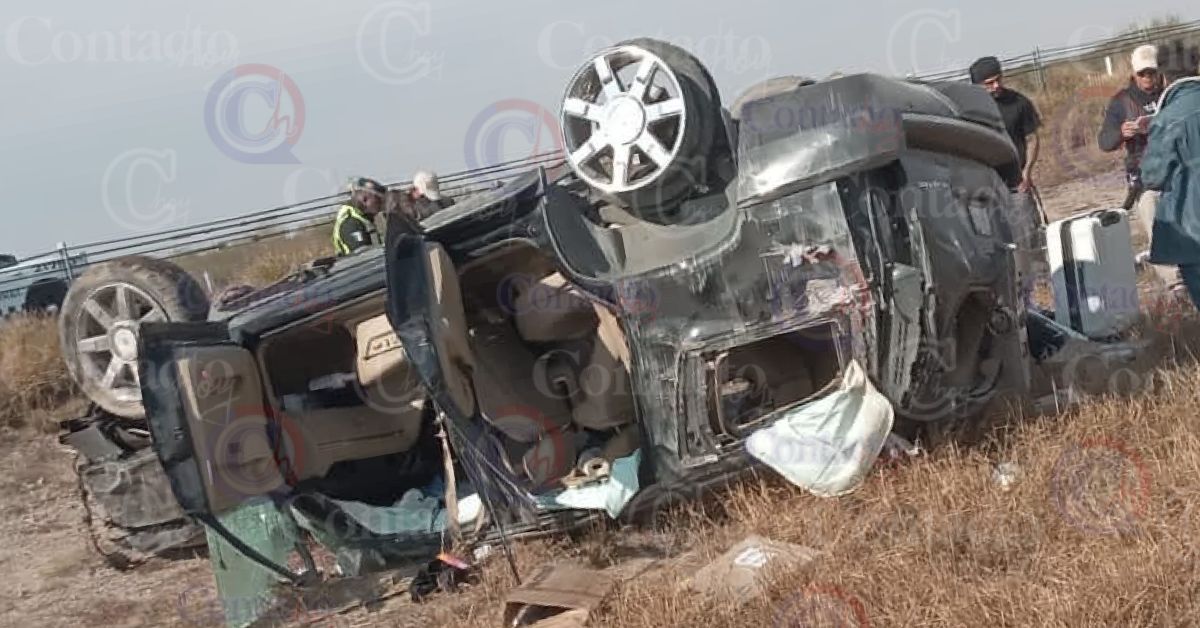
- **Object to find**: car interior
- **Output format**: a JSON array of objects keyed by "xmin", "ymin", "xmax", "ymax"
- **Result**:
[{"xmin": 175, "ymin": 236, "xmax": 644, "ymax": 517}]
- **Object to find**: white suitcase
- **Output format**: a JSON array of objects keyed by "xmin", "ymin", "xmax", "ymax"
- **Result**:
[{"xmin": 1046, "ymin": 208, "xmax": 1139, "ymax": 339}]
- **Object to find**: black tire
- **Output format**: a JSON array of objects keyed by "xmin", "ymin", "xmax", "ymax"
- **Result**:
[
  {"xmin": 59, "ymin": 256, "xmax": 209, "ymax": 420},
  {"xmin": 616, "ymin": 38, "xmax": 723, "ymax": 218}
]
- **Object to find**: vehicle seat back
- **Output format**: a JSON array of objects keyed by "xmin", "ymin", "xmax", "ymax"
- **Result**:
[
  {"xmin": 424, "ymin": 242, "xmax": 477, "ymax": 417},
  {"xmin": 512, "ymin": 272, "xmax": 598, "ymax": 343},
  {"xmin": 569, "ymin": 304, "xmax": 636, "ymax": 431}
]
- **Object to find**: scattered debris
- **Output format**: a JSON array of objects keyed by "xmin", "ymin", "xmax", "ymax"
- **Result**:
[
  {"xmin": 503, "ymin": 564, "xmax": 621, "ymax": 627},
  {"xmin": 687, "ymin": 536, "xmax": 820, "ymax": 604},
  {"xmin": 993, "ymin": 462, "xmax": 1022, "ymax": 491},
  {"xmin": 882, "ymin": 432, "xmax": 922, "ymax": 460},
  {"xmin": 409, "ymin": 553, "xmax": 474, "ymax": 603},
  {"xmin": 537, "ymin": 450, "xmax": 642, "ymax": 519}
]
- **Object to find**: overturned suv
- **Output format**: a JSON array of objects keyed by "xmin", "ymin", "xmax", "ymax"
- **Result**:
[{"xmin": 59, "ymin": 38, "xmax": 1030, "ymax": 617}]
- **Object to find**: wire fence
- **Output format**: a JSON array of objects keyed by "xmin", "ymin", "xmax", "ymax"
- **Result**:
[
  {"xmin": 911, "ymin": 18, "xmax": 1200, "ymax": 85},
  {"xmin": 3, "ymin": 18, "xmax": 1198, "ymax": 302},
  {"xmin": 0, "ymin": 151, "xmax": 567, "ymax": 299}
]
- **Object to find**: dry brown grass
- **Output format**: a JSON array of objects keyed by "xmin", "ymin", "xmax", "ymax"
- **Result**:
[
  {"xmin": 6, "ymin": 39, "xmax": 1200, "ymax": 627},
  {"xmin": 171, "ymin": 226, "xmax": 330, "ymax": 291},
  {"xmin": 0, "ymin": 314, "xmax": 76, "ymax": 432},
  {"xmin": 394, "ymin": 350, "xmax": 1200, "ymax": 627},
  {"xmin": 226, "ymin": 240, "xmax": 331, "ymax": 288},
  {"xmin": 359, "ymin": 297, "xmax": 1200, "ymax": 628},
  {"xmin": 1008, "ymin": 59, "xmax": 1131, "ymax": 189}
]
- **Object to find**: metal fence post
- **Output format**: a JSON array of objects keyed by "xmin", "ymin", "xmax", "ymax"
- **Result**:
[
  {"xmin": 57, "ymin": 241, "xmax": 74, "ymax": 282},
  {"xmin": 1033, "ymin": 47, "xmax": 1048, "ymax": 91}
]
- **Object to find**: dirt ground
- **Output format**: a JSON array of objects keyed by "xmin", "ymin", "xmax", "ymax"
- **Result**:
[
  {"xmin": 0, "ymin": 176, "xmax": 1181, "ymax": 628},
  {"xmin": 0, "ymin": 434, "xmax": 213, "ymax": 628}
]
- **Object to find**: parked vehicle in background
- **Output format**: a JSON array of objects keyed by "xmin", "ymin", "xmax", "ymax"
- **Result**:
[{"xmin": 0, "ymin": 249, "xmax": 88, "ymax": 316}]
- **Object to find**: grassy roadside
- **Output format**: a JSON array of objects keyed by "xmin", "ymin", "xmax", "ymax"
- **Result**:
[
  {"xmin": 370, "ymin": 314, "xmax": 1200, "ymax": 628},
  {"xmin": 0, "ymin": 315, "xmax": 76, "ymax": 432}
]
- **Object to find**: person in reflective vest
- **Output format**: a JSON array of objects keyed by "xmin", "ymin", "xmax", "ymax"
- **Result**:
[{"xmin": 333, "ymin": 177, "xmax": 387, "ymax": 256}]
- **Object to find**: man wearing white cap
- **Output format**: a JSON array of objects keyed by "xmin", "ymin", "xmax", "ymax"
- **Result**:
[
  {"xmin": 385, "ymin": 169, "xmax": 457, "ymax": 236},
  {"xmin": 1099, "ymin": 44, "xmax": 1175, "ymax": 291},
  {"xmin": 1099, "ymin": 45, "xmax": 1165, "ymax": 211},
  {"xmin": 409, "ymin": 170, "xmax": 456, "ymax": 219}
]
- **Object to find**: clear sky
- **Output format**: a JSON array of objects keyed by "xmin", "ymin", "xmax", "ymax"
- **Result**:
[{"xmin": 0, "ymin": 1, "xmax": 1190, "ymax": 258}]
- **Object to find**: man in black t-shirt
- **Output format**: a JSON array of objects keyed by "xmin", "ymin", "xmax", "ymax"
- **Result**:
[
  {"xmin": 970, "ymin": 56, "xmax": 1046, "ymax": 304},
  {"xmin": 970, "ymin": 56, "xmax": 1042, "ymax": 192}
]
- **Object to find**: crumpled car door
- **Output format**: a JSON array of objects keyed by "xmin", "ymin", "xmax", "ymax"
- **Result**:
[
  {"xmin": 383, "ymin": 234, "xmax": 477, "ymax": 421},
  {"xmin": 139, "ymin": 322, "xmax": 292, "ymax": 518},
  {"xmin": 139, "ymin": 321, "xmax": 309, "ymax": 628}
]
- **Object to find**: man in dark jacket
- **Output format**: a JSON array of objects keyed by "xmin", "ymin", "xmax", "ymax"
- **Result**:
[
  {"xmin": 409, "ymin": 170, "xmax": 456, "ymax": 219},
  {"xmin": 970, "ymin": 56, "xmax": 1044, "ymax": 302},
  {"xmin": 1099, "ymin": 45, "xmax": 1164, "ymax": 211},
  {"xmin": 1142, "ymin": 45, "xmax": 1200, "ymax": 308},
  {"xmin": 385, "ymin": 170, "xmax": 457, "ymax": 237}
]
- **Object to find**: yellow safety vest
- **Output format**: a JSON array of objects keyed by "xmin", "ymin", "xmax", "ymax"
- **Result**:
[{"xmin": 332, "ymin": 204, "xmax": 374, "ymax": 256}]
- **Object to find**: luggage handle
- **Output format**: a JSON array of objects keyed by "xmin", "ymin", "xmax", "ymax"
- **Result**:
[{"xmin": 1086, "ymin": 208, "xmax": 1124, "ymax": 227}]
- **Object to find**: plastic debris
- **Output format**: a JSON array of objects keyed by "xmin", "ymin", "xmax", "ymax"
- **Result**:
[{"xmin": 992, "ymin": 462, "xmax": 1022, "ymax": 491}]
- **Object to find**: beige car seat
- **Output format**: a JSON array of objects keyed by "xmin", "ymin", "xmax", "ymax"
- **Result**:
[
  {"xmin": 423, "ymin": 242, "xmax": 477, "ymax": 417},
  {"xmin": 568, "ymin": 304, "xmax": 636, "ymax": 431},
  {"xmin": 509, "ymin": 272, "xmax": 637, "ymax": 432},
  {"xmin": 511, "ymin": 272, "xmax": 598, "ymax": 342}
]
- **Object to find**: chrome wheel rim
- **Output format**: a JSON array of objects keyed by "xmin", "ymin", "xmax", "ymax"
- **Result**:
[
  {"xmin": 561, "ymin": 45, "xmax": 688, "ymax": 194},
  {"xmin": 74, "ymin": 283, "xmax": 167, "ymax": 403}
]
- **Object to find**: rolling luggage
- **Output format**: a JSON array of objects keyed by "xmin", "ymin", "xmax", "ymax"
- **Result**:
[{"xmin": 1046, "ymin": 208, "xmax": 1139, "ymax": 339}]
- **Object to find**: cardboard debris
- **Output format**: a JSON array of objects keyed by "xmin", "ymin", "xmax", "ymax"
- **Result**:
[
  {"xmin": 516, "ymin": 608, "xmax": 589, "ymax": 628},
  {"xmin": 688, "ymin": 536, "xmax": 820, "ymax": 603},
  {"xmin": 503, "ymin": 560, "xmax": 657, "ymax": 627},
  {"xmin": 502, "ymin": 558, "xmax": 660, "ymax": 626}
]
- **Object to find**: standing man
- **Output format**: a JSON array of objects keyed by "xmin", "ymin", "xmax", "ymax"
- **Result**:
[
  {"xmin": 332, "ymin": 177, "xmax": 387, "ymax": 256},
  {"xmin": 388, "ymin": 169, "xmax": 456, "ymax": 236},
  {"xmin": 1141, "ymin": 45, "xmax": 1200, "ymax": 309},
  {"xmin": 971, "ymin": 56, "xmax": 1043, "ymax": 194},
  {"xmin": 409, "ymin": 170, "xmax": 456, "ymax": 220},
  {"xmin": 1099, "ymin": 45, "xmax": 1174, "ymax": 291},
  {"xmin": 970, "ymin": 56, "xmax": 1045, "ymax": 300},
  {"xmin": 1098, "ymin": 45, "xmax": 1164, "ymax": 212}
]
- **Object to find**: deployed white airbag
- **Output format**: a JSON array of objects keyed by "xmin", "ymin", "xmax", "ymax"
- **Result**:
[{"xmin": 745, "ymin": 360, "xmax": 894, "ymax": 497}]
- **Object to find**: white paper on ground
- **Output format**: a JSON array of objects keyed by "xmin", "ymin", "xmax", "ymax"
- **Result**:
[{"xmin": 745, "ymin": 359, "xmax": 894, "ymax": 497}]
